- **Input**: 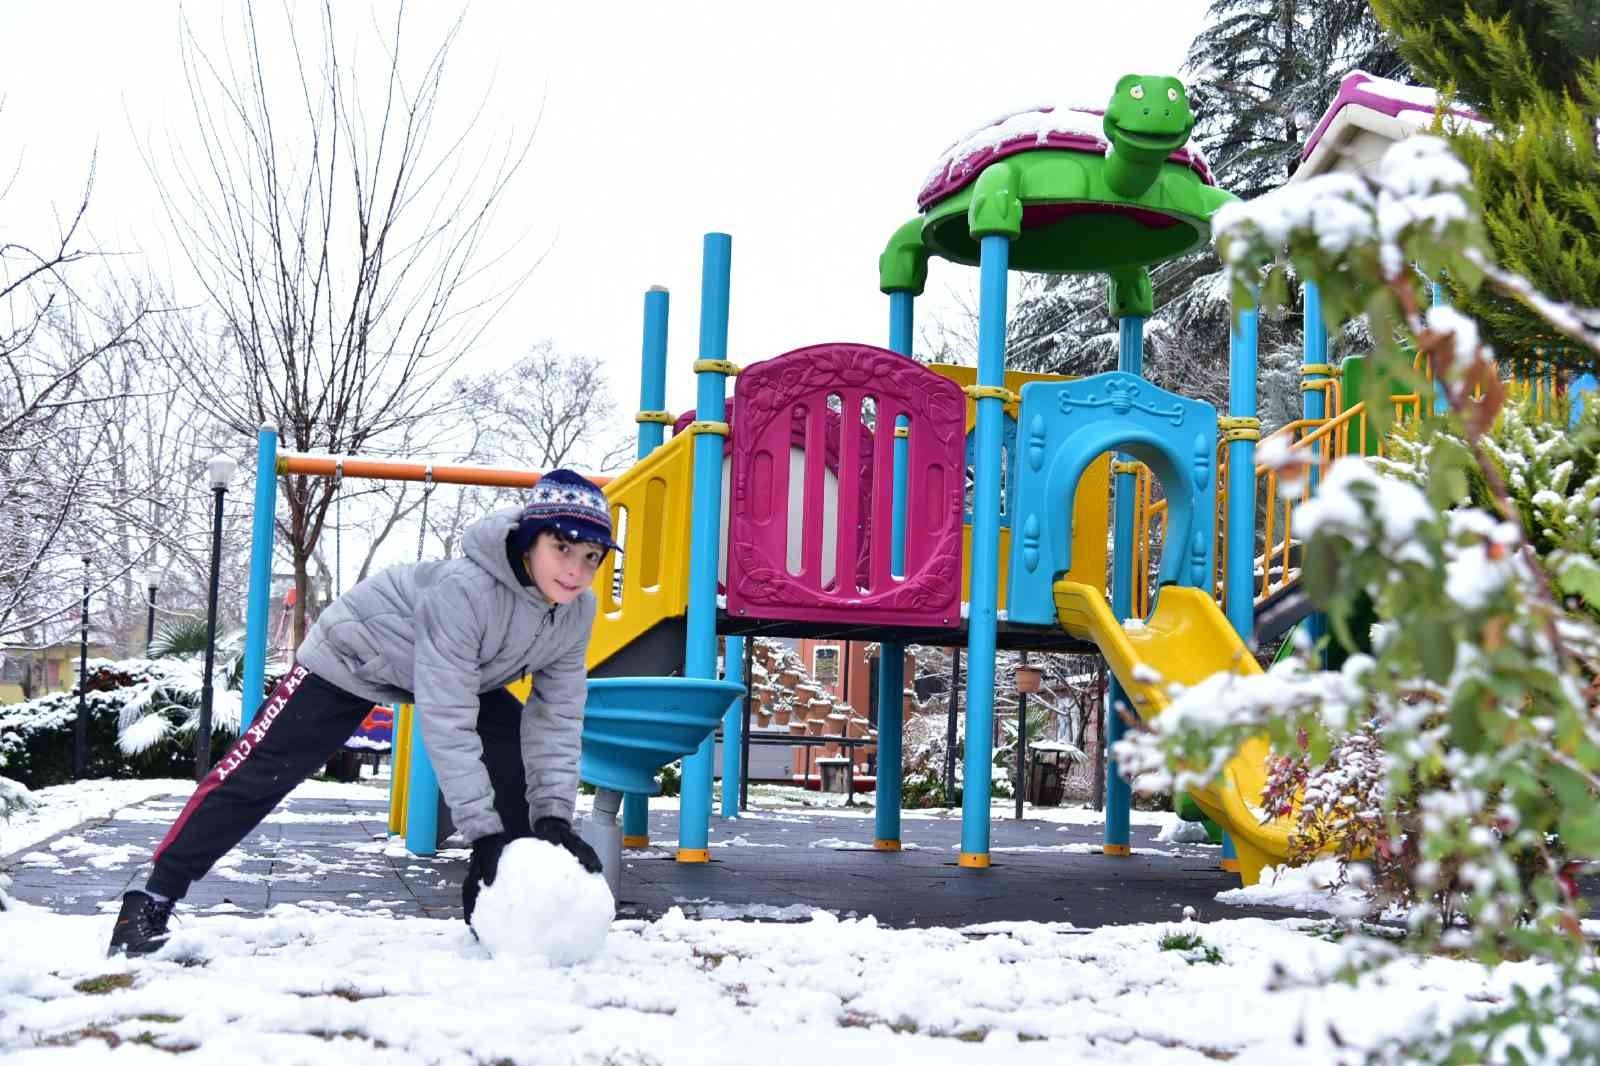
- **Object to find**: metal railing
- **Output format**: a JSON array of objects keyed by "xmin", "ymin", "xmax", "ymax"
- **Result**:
[{"xmin": 1134, "ymin": 380, "xmax": 1428, "ymax": 617}]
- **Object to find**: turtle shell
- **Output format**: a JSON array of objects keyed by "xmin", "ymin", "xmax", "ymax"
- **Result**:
[{"xmin": 917, "ymin": 104, "xmax": 1216, "ymax": 212}]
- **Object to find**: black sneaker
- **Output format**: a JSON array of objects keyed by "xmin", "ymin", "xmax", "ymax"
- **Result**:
[{"xmin": 107, "ymin": 890, "xmax": 175, "ymax": 958}]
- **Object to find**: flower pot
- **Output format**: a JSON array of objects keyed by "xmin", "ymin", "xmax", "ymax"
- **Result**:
[
  {"xmin": 1015, "ymin": 666, "xmax": 1043, "ymax": 694},
  {"xmin": 773, "ymin": 707, "xmax": 791, "ymax": 726}
]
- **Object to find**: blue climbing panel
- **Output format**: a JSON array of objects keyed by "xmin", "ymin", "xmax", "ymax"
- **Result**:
[{"xmin": 1006, "ymin": 371, "xmax": 1219, "ymax": 626}]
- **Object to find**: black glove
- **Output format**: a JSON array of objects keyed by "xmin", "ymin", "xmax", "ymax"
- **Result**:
[
  {"xmin": 533, "ymin": 816, "xmax": 604, "ymax": 875},
  {"xmin": 462, "ymin": 831, "xmax": 509, "ymax": 926}
]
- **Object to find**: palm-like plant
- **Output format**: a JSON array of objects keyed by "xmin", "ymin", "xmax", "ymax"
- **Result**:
[
  {"xmin": 149, "ymin": 618, "xmax": 251, "ymax": 691},
  {"xmin": 120, "ymin": 620, "xmax": 281, "ymax": 756}
]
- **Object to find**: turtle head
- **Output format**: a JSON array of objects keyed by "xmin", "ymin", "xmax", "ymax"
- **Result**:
[{"xmin": 1103, "ymin": 74, "xmax": 1195, "ymax": 161}]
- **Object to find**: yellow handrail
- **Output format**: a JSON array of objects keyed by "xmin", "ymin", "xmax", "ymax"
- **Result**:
[
  {"xmin": 1130, "ymin": 355, "xmax": 1567, "ymax": 621},
  {"xmin": 1133, "ymin": 392, "xmax": 1424, "ymax": 617}
]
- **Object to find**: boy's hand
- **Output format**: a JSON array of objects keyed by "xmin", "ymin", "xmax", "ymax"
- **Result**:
[
  {"xmin": 533, "ymin": 816, "xmax": 604, "ymax": 875},
  {"xmin": 462, "ymin": 831, "xmax": 509, "ymax": 925}
]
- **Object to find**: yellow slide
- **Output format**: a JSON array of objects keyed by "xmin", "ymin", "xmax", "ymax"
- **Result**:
[{"xmin": 1053, "ymin": 579, "xmax": 1294, "ymax": 885}]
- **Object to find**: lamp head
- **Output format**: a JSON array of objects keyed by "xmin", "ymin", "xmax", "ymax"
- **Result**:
[{"xmin": 207, "ymin": 454, "xmax": 237, "ymax": 491}]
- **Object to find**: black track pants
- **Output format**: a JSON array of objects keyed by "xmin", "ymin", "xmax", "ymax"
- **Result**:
[{"xmin": 146, "ymin": 665, "xmax": 529, "ymax": 900}]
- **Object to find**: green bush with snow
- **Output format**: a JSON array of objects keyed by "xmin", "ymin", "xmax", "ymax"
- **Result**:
[
  {"xmin": 0, "ymin": 658, "xmax": 245, "ymax": 789},
  {"xmin": 1117, "ymin": 132, "xmax": 1600, "ymax": 1062}
]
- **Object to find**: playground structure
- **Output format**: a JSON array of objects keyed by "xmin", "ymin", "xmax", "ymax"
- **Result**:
[{"xmin": 230, "ymin": 71, "xmax": 1588, "ymax": 894}]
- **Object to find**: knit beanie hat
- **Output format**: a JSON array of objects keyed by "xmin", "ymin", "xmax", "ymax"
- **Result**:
[{"xmin": 510, "ymin": 469, "xmax": 622, "ymax": 555}]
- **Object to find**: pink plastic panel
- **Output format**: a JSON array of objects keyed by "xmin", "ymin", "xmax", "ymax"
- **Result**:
[
  {"xmin": 674, "ymin": 400, "xmax": 874, "ymax": 594},
  {"xmin": 727, "ymin": 342, "xmax": 965, "ymax": 628}
]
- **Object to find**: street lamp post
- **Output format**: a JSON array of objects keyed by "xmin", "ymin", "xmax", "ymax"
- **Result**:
[
  {"xmin": 145, "ymin": 565, "xmax": 159, "ymax": 655},
  {"xmin": 73, "ymin": 553, "xmax": 91, "ymax": 780},
  {"xmin": 196, "ymin": 454, "xmax": 236, "ymax": 780}
]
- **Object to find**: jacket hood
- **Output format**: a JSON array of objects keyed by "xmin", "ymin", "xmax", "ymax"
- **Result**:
[{"xmin": 464, "ymin": 506, "xmax": 549, "ymax": 602}]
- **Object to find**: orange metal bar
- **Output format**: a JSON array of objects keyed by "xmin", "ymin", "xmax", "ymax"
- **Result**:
[{"xmin": 276, "ymin": 453, "xmax": 613, "ymax": 489}]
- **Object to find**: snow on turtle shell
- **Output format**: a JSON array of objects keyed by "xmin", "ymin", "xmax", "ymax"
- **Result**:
[{"xmin": 917, "ymin": 104, "xmax": 1216, "ymax": 212}]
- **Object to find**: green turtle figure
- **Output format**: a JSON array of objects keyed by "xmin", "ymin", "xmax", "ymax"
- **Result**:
[
  {"xmin": 1102, "ymin": 73, "xmax": 1197, "ymax": 198},
  {"xmin": 882, "ymin": 73, "xmax": 1237, "ymax": 290}
]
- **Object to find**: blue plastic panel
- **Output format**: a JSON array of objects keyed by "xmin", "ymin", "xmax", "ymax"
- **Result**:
[{"xmin": 1006, "ymin": 372, "xmax": 1218, "ymax": 625}]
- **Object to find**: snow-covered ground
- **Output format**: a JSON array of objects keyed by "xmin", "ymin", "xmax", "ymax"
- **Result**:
[
  {"xmin": 0, "ymin": 895, "xmax": 1548, "ymax": 1063},
  {"xmin": 1, "ymin": 776, "xmax": 389, "ymax": 859},
  {"xmin": 5, "ymin": 777, "xmax": 1559, "ymax": 1062},
  {"xmin": 1, "ymin": 779, "xmax": 194, "ymax": 858}
]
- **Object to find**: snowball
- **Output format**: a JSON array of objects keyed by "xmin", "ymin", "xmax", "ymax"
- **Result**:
[{"xmin": 470, "ymin": 838, "xmax": 613, "ymax": 965}]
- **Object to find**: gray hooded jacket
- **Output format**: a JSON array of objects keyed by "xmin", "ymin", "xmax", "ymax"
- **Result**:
[{"xmin": 296, "ymin": 507, "xmax": 595, "ymax": 841}]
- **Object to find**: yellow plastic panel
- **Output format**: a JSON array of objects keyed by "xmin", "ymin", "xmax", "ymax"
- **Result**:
[
  {"xmin": 1052, "ymin": 579, "xmax": 1295, "ymax": 886},
  {"xmin": 585, "ymin": 432, "xmax": 696, "ymax": 670},
  {"xmin": 926, "ymin": 365, "xmax": 1073, "ymax": 426},
  {"xmin": 958, "ymin": 455, "xmax": 1112, "ymax": 607},
  {"xmin": 962, "ymin": 524, "xmax": 1010, "ymax": 610}
]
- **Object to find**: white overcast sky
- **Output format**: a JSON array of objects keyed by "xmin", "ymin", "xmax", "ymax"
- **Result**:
[{"xmin": 1, "ymin": 1, "xmax": 1208, "ymax": 469}]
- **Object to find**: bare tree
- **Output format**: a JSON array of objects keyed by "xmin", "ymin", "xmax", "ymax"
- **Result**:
[
  {"xmin": 385, "ymin": 344, "xmax": 633, "ymax": 574},
  {"xmin": 0, "ymin": 165, "xmax": 175, "ymax": 644},
  {"xmin": 151, "ymin": 1, "xmax": 536, "ymax": 644},
  {"xmin": 468, "ymin": 342, "xmax": 634, "ymax": 476}
]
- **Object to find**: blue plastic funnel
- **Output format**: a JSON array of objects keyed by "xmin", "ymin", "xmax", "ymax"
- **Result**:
[{"xmin": 579, "ymin": 676, "xmax": 746, "ymax": 795}]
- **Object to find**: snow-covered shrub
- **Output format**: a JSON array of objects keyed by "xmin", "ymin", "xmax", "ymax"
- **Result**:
[
  {"xmin": 1250, "ymin": 400, "xmax": 1600, "ymax": 922},
  {"xmin": 0, "ymin": 658, "xmax": 246, "ymax": 788},
  {"xmin": 0, "ymin": 776, "xmax": 34, "ymax": 910},
  {"xmin": 656, "ymin": 760, "xmax": 681, "ymax": 799},
  {"xmin": 1120, "ymin": 134, "xmax": 1600, "ymax": 1061},
  {"xmin": 0, "ymin": 774, "xmax": 34, "ymax": 821},
  {"xmin": 1379, "ymin": 396, "xmax": 1600, "ymax": 623},
  {"xmin": 901, "ymin": 709, "xmax": 959, "ymax": 808}
]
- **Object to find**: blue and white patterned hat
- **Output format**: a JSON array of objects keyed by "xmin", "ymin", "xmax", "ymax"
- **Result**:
[{"xmin": 512, "ymin": 469, "xmax": 621, "ymax": 554}]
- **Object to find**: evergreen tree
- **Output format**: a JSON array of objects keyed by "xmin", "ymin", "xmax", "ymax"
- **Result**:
[
  {"xmin": 1372, "ymin": 0, "xmax": 1600, "ymax": 374},
  {"xmin": 1187, "ymin": 0, "xmax": 1407, "ymax": 199},
  {"xmin": 1370, "ymin": 0, "xmax": 1599, "ymax": 110}
]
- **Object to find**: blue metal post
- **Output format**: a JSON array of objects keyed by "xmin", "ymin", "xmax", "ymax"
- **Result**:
[
  {"xmin": 1302, "ymin": 281, "xmax": 1328, "ymax": 483},
  {"xmin": 239, "ymin": 422, "xmax": 279, "ymax": 730},
  {"xmin": 1104, "ymin": 314, "xmax": 1145, "ymax": 856},
  {"xmin": 873, "ymin": 642, "xmax": 906, "ymax": 848},
  {"xmin": 875, "ymin": 289, "xmax": 916, "ymax": 849},
  {"xmin": 404, "ymin": 704, "xmax": 441, "ymax": 856},
  {"xmin": 625, "ymin": 285, "xmax": 671, "ymax": 846},
  {"xmin": 959, "ymin": 234, "xmax": 1011, "ymax": 867},
  {"xmin": 888, "ymin": 290, "xmax": 914, "ymax": 357},
  {"xmin": 1221, "ymin": 831, "xmax": 1239, "ymax": 871},
  {"xmin": 1225, "ymin": 297, "xmax": 1260, "ymax": 640},
  {"xmin": 1302, "ymin": 282, "xmax": 1329, "ymax": 656},
  {"xmin": 720, "ymin": 636, "xmax": 745, "ymax": 818},
  {"xmin": 678, "ymin": 233, "xmax": 733, "ymax": 863},
  {"xmin": 636, "ymin": 286, "xmax": 671, "ymax": 462}
]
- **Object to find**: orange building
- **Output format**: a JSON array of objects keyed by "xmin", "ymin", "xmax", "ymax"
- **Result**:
[{"xmin": 789, "ymin": 639, "xmax": 916, "ymax": 784}]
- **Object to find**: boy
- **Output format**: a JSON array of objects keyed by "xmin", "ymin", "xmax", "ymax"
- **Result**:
[{"xmin": 109, "ymin": 469, "xmax": 617, "ymax": 957}]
